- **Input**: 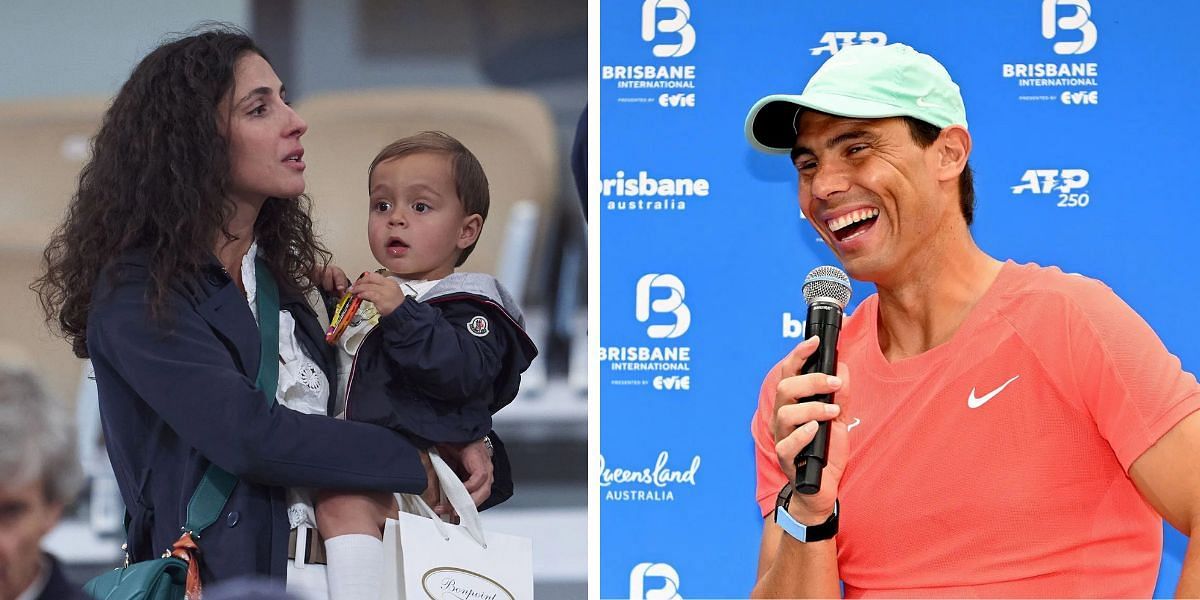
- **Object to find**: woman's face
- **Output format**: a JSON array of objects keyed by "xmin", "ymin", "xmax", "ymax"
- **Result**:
[{"xmin": 222, "ymin": 53, "xmax": 307, "ymax": 205}]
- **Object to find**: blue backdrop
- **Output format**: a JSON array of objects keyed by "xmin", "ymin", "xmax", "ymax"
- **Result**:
[{"xmin": 599, "ymin": 1, "xmax": 1199, "ymax": 598}]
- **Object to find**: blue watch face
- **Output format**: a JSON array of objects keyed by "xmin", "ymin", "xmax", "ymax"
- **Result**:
[
  {"xmin": 775, "ymin": 499, "xmax": 839, "ymax": 544},
  {"xmin": 775, "ymin": 504, "xmax": 810, "ymax": 542}
]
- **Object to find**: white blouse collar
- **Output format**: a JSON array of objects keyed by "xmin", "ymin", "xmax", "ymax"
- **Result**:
[{"xmin": 239, "ymin": 240, "xmax": 261, "ymax": 319}]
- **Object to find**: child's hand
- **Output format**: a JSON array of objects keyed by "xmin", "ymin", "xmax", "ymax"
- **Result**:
[
  {"xmin": 314, "ymin": 264, "xmax": 351, "ymax": 295},
  {"xmin": 350, "ymin": 271, "xmax": 406, "ymax": 315}
]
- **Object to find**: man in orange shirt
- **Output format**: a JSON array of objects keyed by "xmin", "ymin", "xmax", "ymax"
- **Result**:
[{"xmin": 744, "ymin": 43, "xmax": 1200, "ymax": 597}]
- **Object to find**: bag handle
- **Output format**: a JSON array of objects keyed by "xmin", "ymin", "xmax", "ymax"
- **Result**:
[{"xmin": 407, "ymin": 450, "xmax": 488, "ymax": 548}]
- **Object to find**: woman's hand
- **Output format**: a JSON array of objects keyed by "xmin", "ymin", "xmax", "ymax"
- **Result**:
[
  {"xmin": 436, "ymin": 439, "xmax": 495, "ymax": 507},
  {"xmin": 314, "ymin": 264, "xmax": 351, "ymax": 295}
]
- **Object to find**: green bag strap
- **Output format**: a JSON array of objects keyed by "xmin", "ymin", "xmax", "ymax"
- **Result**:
[
  {"xmin": 252, "ymin": 256, "xmax": 281, "ymax": 408},
  {"xmin": 180, "ymin": 257, "xmax": 282, "ymax": 536}
]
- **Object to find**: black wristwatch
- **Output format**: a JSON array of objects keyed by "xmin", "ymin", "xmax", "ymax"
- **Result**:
[{"xmin": 774, "ymin": 483, "xmax": 838, "ymax": 543}]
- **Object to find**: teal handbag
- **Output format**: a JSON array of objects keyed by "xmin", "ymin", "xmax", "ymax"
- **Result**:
[
  {"xmin": 85, "ymin": 259, "xmax": 281, "ymax": 599},
  {"xmin": 84, "ymin": 558, "xmax": 189, "ymax": 600}
]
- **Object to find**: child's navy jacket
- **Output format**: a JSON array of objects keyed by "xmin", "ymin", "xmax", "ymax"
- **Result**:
[{"xmin": 337, "ymin": 272, "xmax": 537, "ymax": 443}]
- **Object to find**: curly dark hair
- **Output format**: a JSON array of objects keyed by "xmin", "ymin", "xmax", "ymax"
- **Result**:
[{"xmin": 34, "ymin": 26, "xmax": 330, "ymax": 358}]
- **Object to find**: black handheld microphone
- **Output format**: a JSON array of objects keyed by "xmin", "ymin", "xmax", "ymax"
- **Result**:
[{"xmin": 794, "ymin": 266, "xmax": 852, "ymax": 495}]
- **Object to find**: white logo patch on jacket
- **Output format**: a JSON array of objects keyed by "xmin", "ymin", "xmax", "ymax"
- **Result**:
[{"xmin": 467, "ymin": 316, "xmax": 490, "ymax": 337}]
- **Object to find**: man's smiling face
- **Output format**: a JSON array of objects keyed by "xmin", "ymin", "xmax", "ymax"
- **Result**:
[{"xmin": 792, "ymin": 112, "xmax": 950, "ymax": 285}]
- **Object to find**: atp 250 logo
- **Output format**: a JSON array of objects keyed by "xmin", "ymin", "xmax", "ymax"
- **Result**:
[
  {"xmin": 1012, "ymin": 169, "xmax": 1091, "ymax": 208},
  {"xmin": 641, "ymin": 0, "xmax": 695, "ymax": 58},
  {"xmin": 636, "ymin": 274, "xmax": 690, "ymax": 339},
  {"xmin": 1043, "ymin": 0, "xmax": 1097, "ymax": 55},
  {"xmin": 810, "ymin": 31, "xmax": 887, "ymax": 56}
]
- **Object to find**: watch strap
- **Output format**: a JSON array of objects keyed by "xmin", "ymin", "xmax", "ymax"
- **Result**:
[{"xmin": 774, "ymin": 485, "xmax": 838, "ymax": 543}]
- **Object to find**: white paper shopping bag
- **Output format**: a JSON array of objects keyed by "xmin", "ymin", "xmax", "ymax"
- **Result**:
[{"xmin": 381, "ymin": 451, "xmax": 534, "ymax": 599}]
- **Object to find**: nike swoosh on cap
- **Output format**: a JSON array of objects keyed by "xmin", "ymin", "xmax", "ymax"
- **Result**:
[{"xmin": 967, "ymin": 375, "xmax": 1020, "ymax": 409}]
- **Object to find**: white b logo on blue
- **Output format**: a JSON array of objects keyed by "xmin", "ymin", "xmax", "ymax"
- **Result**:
[
  {"xmin": 641, "ymin": 0, "xmax": 695, "ymax": 58},
  {"xmin": 630, "ymin": 562, "xmax": 682, "ymax": 600},
  {"xmin": 636, "ymin": 274, "xmax": 690, "ymax": 339},
  {"xmin": 1042, "ymin": 0, "xmax": 1097, "ymax": 55}
]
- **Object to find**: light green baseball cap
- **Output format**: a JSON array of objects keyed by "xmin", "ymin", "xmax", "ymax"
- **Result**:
[{"xmin": 745, "ymin": 43, "xmax": 968, "ymax": 154}]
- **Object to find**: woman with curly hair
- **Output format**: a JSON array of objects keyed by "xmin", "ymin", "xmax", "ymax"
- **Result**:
[{"xmin": 34, "ymin": 27, "xmax": 493, "ymax": 598}]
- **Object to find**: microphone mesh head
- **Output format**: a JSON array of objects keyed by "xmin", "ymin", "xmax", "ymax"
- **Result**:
[{"xmin": 802, "ymin": 266, "xmax": 852, "ymax": 308}]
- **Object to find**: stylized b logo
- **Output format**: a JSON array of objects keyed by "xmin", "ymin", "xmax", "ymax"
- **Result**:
[
  {"xmin": 630, "ymin": 562, "xmax": 683, "ymax": 600},
  {"xmin": 635, "ymin": 274, "xmax": 690, "ymax": 339},
  {"xmin": 1042, "ymin": 0, "xmax": 1097, "ymax": 55},
  {"xmin": 641, "ymin": 0, "xmax": 695, "ymax": 58}
]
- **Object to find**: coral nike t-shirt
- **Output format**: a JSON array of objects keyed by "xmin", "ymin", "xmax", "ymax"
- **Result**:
[{"xmin": 751, "ymin": 261, "xmax": 1200, "ymax": 597}]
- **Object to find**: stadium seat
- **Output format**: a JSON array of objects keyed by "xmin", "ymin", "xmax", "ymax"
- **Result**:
[{"xmin": 0, "ymin": 97, "xmax": 108, "ymax": 405}]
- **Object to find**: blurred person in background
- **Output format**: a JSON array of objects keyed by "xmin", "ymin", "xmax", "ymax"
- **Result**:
[{"xmin": 0, "ymin": 357, "xmax": 88, "ymax": 600}]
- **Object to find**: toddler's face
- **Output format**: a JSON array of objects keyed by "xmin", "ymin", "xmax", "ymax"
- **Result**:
[{"xmin": 367, "ymin": 152, "xmax": 480, "ymax": 281}]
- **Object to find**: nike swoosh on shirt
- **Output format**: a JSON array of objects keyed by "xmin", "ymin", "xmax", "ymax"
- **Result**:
[{"xmin": 967, "ymin": 375, "xmax": 1020, "ymax": 409}]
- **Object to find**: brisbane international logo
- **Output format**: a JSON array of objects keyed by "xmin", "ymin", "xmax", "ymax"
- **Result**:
[
  {"xmin": 599, "ymin": 274, "xmax": 692, "ymax": 391},
  {"xmin": 635, "ymin": 273, "xmax": 689, "ymax": 339},
  {"xmin": 641, "ymin": 0, "xmax": 694, "ymax": 58},
  {"xmin": 1002, "ymin": 0, "xmax": 1100, "ymax": 106},
  {"xmin": 601, "ymin": 0, "xmax": 697, "ymax": 108},
  {"xmin": 1042, "ymin": 0, "xmax": 1096, "ymax": 55},
  {"xmin": 630, "ymin": 562, "xmax": 683, "ymax": 599}
]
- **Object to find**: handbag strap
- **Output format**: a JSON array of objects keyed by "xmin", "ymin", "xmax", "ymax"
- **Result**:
[
  {"xmin": 404, "ymin": 450, "xmax": 488, "ymax": 548},
  {"xmin": 181, "ymin": 257, "xmax": 282, "ymax": 534},
  {"xmin": 253, "ymin": 256, "xmax": 281, "ymax": 407}
]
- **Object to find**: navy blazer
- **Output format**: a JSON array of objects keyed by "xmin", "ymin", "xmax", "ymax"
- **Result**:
[{"xmin": 86, "ymin": 252, "xmax": 430, "ymax": 582}]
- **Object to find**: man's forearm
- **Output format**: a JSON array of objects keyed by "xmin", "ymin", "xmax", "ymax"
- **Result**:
[{"xmin": 752, "ymin": 533, "xmax": 840, "ymax": 598}]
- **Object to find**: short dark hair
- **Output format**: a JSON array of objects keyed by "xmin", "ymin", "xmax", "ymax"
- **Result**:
[
  {"xmin": 368, "ymin": 131, "xmax": 489, "ymax": 266},
  {"xmin": 902, "ymin": 117, "xmax": 975, "ymax": 226}
]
